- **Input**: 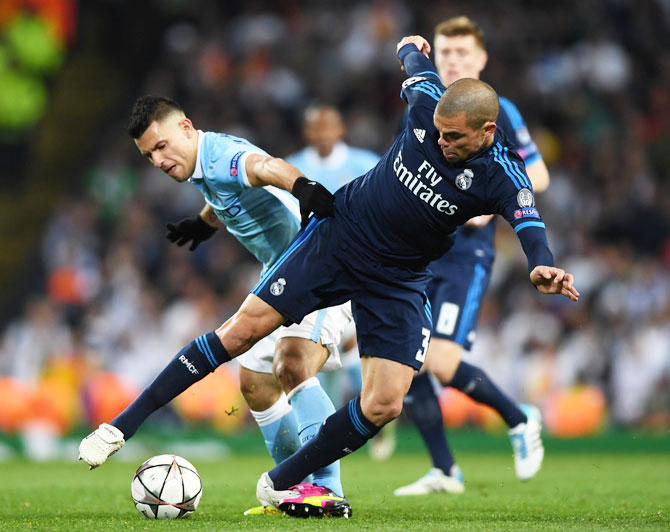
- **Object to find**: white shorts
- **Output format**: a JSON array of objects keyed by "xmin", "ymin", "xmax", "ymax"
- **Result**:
[{"xmin": 237, "ymin": 302, "xmax": 353, "ymax": 374}]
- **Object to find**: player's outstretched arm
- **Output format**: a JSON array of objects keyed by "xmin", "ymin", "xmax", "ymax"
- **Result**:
[{"xmin": 530, "ymin": 266, "xmax": 580, "ymax": 301}]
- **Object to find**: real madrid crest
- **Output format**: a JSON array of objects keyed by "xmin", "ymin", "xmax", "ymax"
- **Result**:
[
  {"xmin": 455, "ymin": 169, "xmax": 474, "ymax": 190},
  {"xmin": 270, "ymin": 278, "xmax": 286, "ymax": 296},
  {"xmin": 517, "ymin": 188, "xmax": 535, "ymax": 207}
]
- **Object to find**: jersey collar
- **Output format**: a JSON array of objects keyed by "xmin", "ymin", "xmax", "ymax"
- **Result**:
[
  {"xmin": 304, "ymin": 141, "xmax": 349, "ymax": 169},
  {"xmin": 189, "ymin": 130, "xmax": 205, "ymax": 181}
]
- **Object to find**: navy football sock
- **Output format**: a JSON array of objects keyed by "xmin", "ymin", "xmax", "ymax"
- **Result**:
[
  {"xmin": 449, "ymin": 361, "xmax": 525, "ymax": 428},
  {"xmin": 268, "ymin": 396, "xmax": 380, "ymax": 491},
  {"xmin": 404, "ymin": 372, "xmax": 455, "ymax": 475},
  {"xmin": 112, "ymin": 332, "xmax": 230, "ymax": 438}
]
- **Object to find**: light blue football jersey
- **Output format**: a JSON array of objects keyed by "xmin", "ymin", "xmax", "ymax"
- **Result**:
[
  {"xmin": 286, "ymin": 142, "xmax": 380, "ymax": 194},
  {"xmin": 189, "ymin": 131, "xmax": 301, "ymax": 270}
]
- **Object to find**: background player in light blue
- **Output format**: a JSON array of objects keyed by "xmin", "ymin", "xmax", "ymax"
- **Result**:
[
  {"xmin": 78, "ymin": 95, "xmax": 351, "ymax": 506},
  {"xmin": 286, "ymin": 105, "xmax": 374, "ymax": 401},
  {"xmin": 287, "ymin": 104, "xmax": 380, "ymax": 194},
  {"xmin": 395, "ymin": 16, "xmax": 551, "ymax": 496}
]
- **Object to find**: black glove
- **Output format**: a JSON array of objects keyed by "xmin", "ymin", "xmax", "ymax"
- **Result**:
[
  {"xmin": 165, "ymin": 216, "xmax": 217, "ymax": 251},
  {"xmin": 292, "ymin": 176, "xmax": 335, "ymax": 229}
]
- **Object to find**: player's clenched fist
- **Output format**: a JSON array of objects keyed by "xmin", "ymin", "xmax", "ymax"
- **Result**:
[
  {"xmin": 292, "ymin": 176, "xmax": 335, "ymax": 229},
  {"xmin": 396, "ymin": 35, "xmax": 431, "ymax": 57}
]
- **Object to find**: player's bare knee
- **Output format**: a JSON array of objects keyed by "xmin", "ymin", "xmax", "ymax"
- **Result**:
[
  {"xmin": 239, "ymin": 368, "xmax": 281, "ymax": 411},
  {"xmin": 360, "ymin": 396, "xmax": 403, "ymax": 426},
  {"xmin": 425, "ymin": 340, "xmax": 462, "ymax": 384},
  {"xmin": 273, "ymin": 358, "xmax": 312, "ymax": 392},
  {"xmin": 273, "ymin": 338, "xmax": 324, "ymax": 392}
]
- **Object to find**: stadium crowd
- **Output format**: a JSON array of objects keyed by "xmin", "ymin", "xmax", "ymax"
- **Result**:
[{"xmin": 0, "ymin": 0, "xmax": 668, "ymax": 440}]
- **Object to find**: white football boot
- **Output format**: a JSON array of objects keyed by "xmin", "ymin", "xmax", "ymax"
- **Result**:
[
  {"xmin": 256, "ymin": 472, "xmax": 302, "ymax": 509},
  {"xmin": 256, "ymin": 472, "xmax": 352, "ymax": 518},
  {"xmin": 393, "ymin": 465, "xmax": 465, "ymax": 496},
  {"xmin": 78, "ymin": 423, "xmax": 125, "ymax": 469},
  {"xmin": 508, "ymin": 404, "xmax": 544, "ymax": 480}
]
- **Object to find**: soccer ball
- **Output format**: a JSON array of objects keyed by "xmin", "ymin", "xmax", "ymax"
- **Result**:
[{"xmin": 131, "ymin": 454, "xmax": 202, "ymax": 519}]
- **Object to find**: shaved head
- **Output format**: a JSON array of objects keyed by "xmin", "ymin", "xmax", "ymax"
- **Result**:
[{"xmin": 436, "ymin": 78, "xmax": 499, "ymax": 129}]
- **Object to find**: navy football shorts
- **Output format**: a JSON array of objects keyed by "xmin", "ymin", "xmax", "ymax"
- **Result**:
[
  {"xmin": 426, "ymin": 257, "xmax": 492, "ymax": 350},
  {"xmin": 252, "ymin": 217, "xmax": 433, "ymax": 370}
]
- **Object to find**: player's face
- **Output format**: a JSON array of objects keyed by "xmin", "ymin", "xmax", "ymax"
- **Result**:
[
  {"xmin": 433, "ymin": 110, "xmax": 496, "ymax": 164},
  {"xmin": 433, "ymin": 34, "xmax": 487, "ymax": 85},
  {"xmin": 304, "ymin": 109, "xmax": 345, "ymax": 157},
  {"xmin": 135, "ymin": 113, "xmax": 198, "ymax": 182}
]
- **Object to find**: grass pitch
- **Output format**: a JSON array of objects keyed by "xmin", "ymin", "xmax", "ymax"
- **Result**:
[{"xmin": 1, "ymin": 445, "xmax": 668, "ymax": 531}]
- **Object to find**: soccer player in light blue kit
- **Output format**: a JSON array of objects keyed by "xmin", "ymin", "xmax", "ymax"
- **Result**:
[
  {"xmin": 395, "ymin": 16, "xmax": 551, "ymax": 496},
  {"xmin": 78, "ymin": 96, "xmax": 351, "ymax": 506}
]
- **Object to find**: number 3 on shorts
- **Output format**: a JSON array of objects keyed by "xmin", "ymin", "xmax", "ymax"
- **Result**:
[{"xmin": 415, "ymin": 327, "xmax": 431, "ymax": 363}]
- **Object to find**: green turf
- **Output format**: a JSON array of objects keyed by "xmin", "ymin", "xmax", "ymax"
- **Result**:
[{"xmin": 1, "ymin": 449, "xmax": 668, "ymax": 531}]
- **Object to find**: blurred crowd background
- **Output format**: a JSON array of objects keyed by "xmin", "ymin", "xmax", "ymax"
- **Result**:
[{"xmin": 0, "ymin": 0, "xmax": 668, "ymax": 451}]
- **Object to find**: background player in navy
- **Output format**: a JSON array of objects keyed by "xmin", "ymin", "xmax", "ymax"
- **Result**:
[{"xmin": 395, "ymin": 16, "xmax": 551, "ymax": 496}]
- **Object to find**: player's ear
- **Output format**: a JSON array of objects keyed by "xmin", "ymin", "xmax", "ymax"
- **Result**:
[
  {"xmin": 180, "ymin": 117, "xmax": 195, "ymax": 137},
  {"xmin": 478, "ymin": 49, "xmax": 488, "ymax": 72},
  {"xmin": 483, "ymin": 120, "xmax": 496, "ymax": 138}
]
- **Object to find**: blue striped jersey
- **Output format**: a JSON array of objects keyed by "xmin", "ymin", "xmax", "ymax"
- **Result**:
[
  {"xmin": 436, "ymin": 95, "xmax": 544, "ymax": 267},
  {"xmin": 332, "ymin": 44, "xmax": 553, "ymax": 271},
  {"xmin": 189, "ymin": 131, "xmax": 301, "ymax": 271}
]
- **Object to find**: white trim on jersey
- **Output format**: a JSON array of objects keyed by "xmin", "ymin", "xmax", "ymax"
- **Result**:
[
  {"xmin": 303, "ymin": 142, "xmax": 349, "ymax": 170},
  {"xmin": 264, "ymin": 185, "xmax": 301, "ymax": 221},
  {"xmin": 189, "ymin": 130, "xmax": 206, "ymax": 181},
  {"xmin": 238, "ymin": 151, "xmax": 254, "ymax": 188}
]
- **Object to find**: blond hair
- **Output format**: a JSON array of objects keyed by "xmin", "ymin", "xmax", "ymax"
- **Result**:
[{"xmin": 434, "ymin": 16, "xmax": 485, "ymax": 50}]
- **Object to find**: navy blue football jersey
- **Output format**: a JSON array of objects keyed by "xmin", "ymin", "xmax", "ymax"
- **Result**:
[
  {"xmin": 441, "ymin": 96, "xmax": 543, "ymax": 265},
  {"xmin": 333, "ymin": 43, "xmax": 553, "ymax": 271}
]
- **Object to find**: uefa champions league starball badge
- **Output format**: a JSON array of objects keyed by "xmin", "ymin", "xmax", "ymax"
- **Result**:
[
  {"xmin": 517, "ymin": 188, "xmax": 535, "ymax": 207},
  {"xmin": 270, "ymin": 278, "xmax": 286, "ymax": 296},
  {"xmin": 455, "ymin": 169, "xmax": 474, "ymax": 190}
]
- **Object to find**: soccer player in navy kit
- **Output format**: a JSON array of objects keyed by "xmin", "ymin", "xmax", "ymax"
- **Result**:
[
  {"xmin": 82, "ymin": 36, "xmax": 578, "ymax": 518},
  {"xmin": 251, "ymin": 35, "xmax": 577, "ymax": 516},
  {"xmin": 395, "ymin": 17, "xmax": 551, "ymax": 496}
]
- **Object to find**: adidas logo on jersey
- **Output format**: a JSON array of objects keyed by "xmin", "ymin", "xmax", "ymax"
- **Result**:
[{"xmin": 413, "ymin": 128, "xmax": 426, "ymax": 143}]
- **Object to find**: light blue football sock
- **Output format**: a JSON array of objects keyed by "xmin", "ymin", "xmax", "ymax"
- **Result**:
[
  {"xmin": 250, "ymin": 393, "xmax": 301, "ymax": 465},
  {"xmin": 288, "ymin": 377, "xmax": 343, "ymax": 496}
]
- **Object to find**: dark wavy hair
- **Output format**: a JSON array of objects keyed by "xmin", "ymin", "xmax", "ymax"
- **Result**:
[{"xmin": 127, "ymin": 95, "xmax": 183, "ymax": 138}]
